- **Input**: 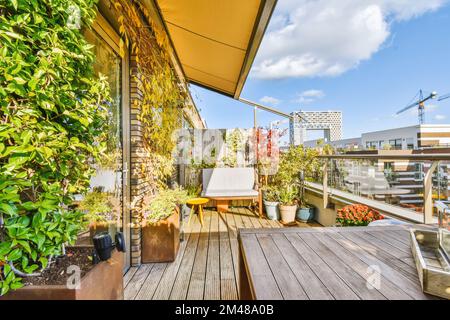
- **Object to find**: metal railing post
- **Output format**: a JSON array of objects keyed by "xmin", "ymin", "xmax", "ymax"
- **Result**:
[
  {"xmin": 323, "ymin": 160, "xmax": 328, "ymax": 209},
  {"xmin": 423, "ymin": 161, "xmax": 439, "ymax": 224}
]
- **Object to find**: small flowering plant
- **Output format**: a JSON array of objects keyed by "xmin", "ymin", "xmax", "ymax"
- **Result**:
[{"xmin": 336, "ymin": 204, "xmax": 384, "ymax": 226}]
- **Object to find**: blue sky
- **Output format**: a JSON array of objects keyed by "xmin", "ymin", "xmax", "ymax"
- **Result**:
[{"xmin": 190, "ymin": 0, "xmax": 450, "ymax": 142}]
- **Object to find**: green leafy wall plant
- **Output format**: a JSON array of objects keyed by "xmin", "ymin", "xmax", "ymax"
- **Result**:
[{"xmin": 0, "ymin": 0, "xmax": 109, "ymax": 295}]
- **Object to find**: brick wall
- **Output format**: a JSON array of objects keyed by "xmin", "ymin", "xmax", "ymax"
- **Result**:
[{"xmin": 129, "ymin": 54, "xmax": 146, "ymax": 266}]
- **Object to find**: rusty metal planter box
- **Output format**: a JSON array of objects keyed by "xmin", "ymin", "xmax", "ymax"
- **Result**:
[
  {"xmin": 142, "ymin": 210, "xmax": 180, "ymax": 263},
  {"xmin": 410, "ymin": 228, "xmax": 450, "ymax": 299},
  {"xmin": 1, "ymin": 247, "xmax": 124, "ymax": 300}
]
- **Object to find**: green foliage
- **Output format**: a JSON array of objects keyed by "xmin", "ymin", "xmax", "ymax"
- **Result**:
[
  {"xmin": 278, "ymin": 185, "xmax": 298, "ymax": 206},
  {"xmin": 184, "ymin": 184, "xmax": 201, "ymax": 198},
  {"xmin": 262, "ymin": 185, "xmax": 279, "ymax": 202},
  {"xmin": 78, "ymin": 190, "xmax": 114, "ymax": 223},
  {"xmin": 113, "ymin": 0, "xmax": 187, "ymax": 190},
  {"xmin": 142, "ymin": 188, "xmax": 189, "ymax": 224},
  {"xmin": 0, "ymin": 0, "xmax": 108, "ymax": 295},
  {"xmin": 275, "ymin": 145, "xmax": 321, "ymax": 187}
]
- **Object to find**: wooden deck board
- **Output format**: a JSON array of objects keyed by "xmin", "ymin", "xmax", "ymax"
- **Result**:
[
  {"xmin": 204, "ymin": 210, "xmax": 221, "ymax": 300},
  {"xmin": 134, "ymin": 263, "xmax": 167, "ymax": 300},
  {"xmin": 169, "ymin": 215, "xmax": 202, "ymax": 300},
  {"xmin": 256, "ymin": 234, "xmax": 308, "ymax": 299},
  {"xmin": 123, "ymin": 267, "xmax": 138, "ymax": 288},
  {"xmin": 225, "ymin": 210, "xmax": 240, "ymax": 298},
  {"xmin": 218, "ymin": 211, "xmax": 238, "ymax": 300},
  {"xmin": 126, "ymin": 207, "xmax": 319, "ymax": 300},
  {"xmin": 186, "ymin": 211, "xmax": 211, "ymax": 300},
  {"xmin": 124, "ymin": 264, "xmax": 153, "ymax": 300},
  {"xmin": 322, "ymin": 230, "xmax": 432, "ymax": 300},
  {"xmin": 285, "ymin": 233, "xmax": 360, "ymax": 300},
  {"xmin": 314, "ymin": 233, "xmax": 413, "ymax": 300},
  {"xmin": 239, "ymin": 226, "xmax": 435, "ymax": 300}
]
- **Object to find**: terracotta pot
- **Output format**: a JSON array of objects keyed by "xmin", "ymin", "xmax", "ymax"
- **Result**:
[
  {"xmin": 279, "ymin": 205, "xmax": 297, "ymax": 223},
  {"xmin": 0, "ymin": 247, "xmax": 124, "ymax": 300},
  {"xmin": 142, "ymin": 210, "xmax": 180, "ymax": 263}
]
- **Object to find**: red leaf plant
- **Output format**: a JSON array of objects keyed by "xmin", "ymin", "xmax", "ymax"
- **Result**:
[{"xmin": 336, "ymin": 204, "xmax": 384, "ymax": 226}]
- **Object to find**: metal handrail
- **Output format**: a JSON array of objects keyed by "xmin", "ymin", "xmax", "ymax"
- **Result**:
[{"xmin": 318, "ymin": 154, "xmax": 450, "ymax": 161}]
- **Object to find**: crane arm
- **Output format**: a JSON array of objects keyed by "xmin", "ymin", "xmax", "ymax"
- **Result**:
[
  {"xmin": 438, "ymin": 93, "xmax": 450, "ymax": 101},
  {"xmin": 396, "ymin": 101, "xmax": 419, "ymax": 115},
  {"xmin": 397, "ymin": 92, "xmax": 437, "ymax": 115}
]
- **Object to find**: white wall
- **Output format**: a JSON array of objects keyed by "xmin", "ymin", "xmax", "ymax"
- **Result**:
[{"xmin": 362, "ymin": 125, "xmax": 419, "ymax": 149}]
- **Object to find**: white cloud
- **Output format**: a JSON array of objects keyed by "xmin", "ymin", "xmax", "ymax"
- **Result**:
[
  {"xmin": 435, "ymin": 114, "xmax": 447, "ymax": 120},
  {"xmin": 252, "ymin": 0, "xmax": 447, "ymax": 79},
  {"xmin": 294, "ymin": 89, "xmax": 325, "ymax": 104},
  {"xmin": 260, "ymin": 95, "xmax": 281, "ymax": 105}
]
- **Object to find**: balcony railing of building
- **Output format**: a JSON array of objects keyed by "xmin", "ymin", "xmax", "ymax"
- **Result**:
[{"xmin": 305, "ymin": 153, "xmax": 450, "ymax": 225}]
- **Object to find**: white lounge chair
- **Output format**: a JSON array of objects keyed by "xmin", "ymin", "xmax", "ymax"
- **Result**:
[{"xmin": 201, "ymin": 168, "xmax": 262, "ymax": 217}]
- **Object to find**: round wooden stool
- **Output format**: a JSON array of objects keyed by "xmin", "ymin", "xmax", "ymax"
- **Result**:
[{"xmin": 186, "ymin": 198, "xmax": 209, "ymax": 227}]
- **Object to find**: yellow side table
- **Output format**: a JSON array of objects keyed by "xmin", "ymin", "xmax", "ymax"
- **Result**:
[{"xmin": 186, "ymin": 198, "xmax": 209, "ymax": 226}]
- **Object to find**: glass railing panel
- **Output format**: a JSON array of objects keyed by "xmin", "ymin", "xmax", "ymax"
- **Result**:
[{"xmin": 317, "ymin": 157, "xmax": 450, "ymax": 220}]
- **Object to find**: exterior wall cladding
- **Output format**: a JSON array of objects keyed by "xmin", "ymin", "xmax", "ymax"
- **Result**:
[{"xmin": 289, "ymin": 111, "xmax": 342, "ymax": 146}]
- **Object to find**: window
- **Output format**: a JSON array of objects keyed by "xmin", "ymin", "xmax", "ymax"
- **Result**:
[
  {"xmin": 389, "ymin": 139, "xmax": 402, "ymax": 150},
  {"xmin": 366, "ymin": 141, "xmax": 379, "ymax": 149},
  {"xmin": 406, "ymin": 138, "xmax": 414, "ymax": 150}
]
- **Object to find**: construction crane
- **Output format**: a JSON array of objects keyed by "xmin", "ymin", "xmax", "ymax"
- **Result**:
[
  {"xmin": 438, "ymin": 93, "xmax": 450, "ymax": 102},
  {"xmin": 396, "ymin": 90, "xmax": 437, "ymax": 124}
]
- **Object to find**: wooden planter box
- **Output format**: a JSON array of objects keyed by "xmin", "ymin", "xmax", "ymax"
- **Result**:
[
  {"xmin": 1, "ymin": 247, "xmax": 124, "ymax": 300},
  {"xmin": 142, "ymin": 210, "xmax": 180, "ymax": 263}
]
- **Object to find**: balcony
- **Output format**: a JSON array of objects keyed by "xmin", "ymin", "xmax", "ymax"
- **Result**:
[{"xmin": 124, "ymin": 152, "xmax": 450, "ymax": 300}]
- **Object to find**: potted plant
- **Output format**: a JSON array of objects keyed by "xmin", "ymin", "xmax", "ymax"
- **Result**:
[
  {"xmin": 296, "ymin": 173, "xmax": 315, "ymax": 222},
  {"xmin": 79, "ymin": 189, "xmax": 119, "ymax": 240},
  {"xmin": 262, "ymin": 186, "xmax": 280, "ymax": 220},
  {"xmin": 141, "ymin": 187, "xmax": 189, "ymax": 263},
  {"xmin": 278, "ymin": 185, "xmax": 298, "ymax": 223},
  {"xmin": 336, "ymin": 204, "xmax": 384, "ymax": 226},
  {"xmin": 297, "ymin": 204, "xmax": 315, "ymax": 223}
]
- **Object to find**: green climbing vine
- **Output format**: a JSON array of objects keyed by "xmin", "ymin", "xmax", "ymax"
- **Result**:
[
  {"xmin": 0, "ymin": 0, "xmax": 109, "ymax": 295},
  {"xmin": 113, "ymin": 0, "xmax": 187, "ymax": 158}
]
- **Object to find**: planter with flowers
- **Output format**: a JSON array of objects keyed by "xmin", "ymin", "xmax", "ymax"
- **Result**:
[
  {"xmin": 141, "ymin": 188, "xmax": 189, "ymax": 263},
  {"xmin": 336, "ymin": 204, "xmax": 384, "ymax": 226}
]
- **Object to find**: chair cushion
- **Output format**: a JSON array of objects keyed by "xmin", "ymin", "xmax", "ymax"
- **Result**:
[
  {"xmin": 202, "ymin": 189, "xmax": 259, "ymax": 198},
  {"xmin": 202, "ymin": 168, "xmax": 255, "ymax": 192}
]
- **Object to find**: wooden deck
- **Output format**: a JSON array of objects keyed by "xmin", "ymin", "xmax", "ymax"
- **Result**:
[
  {"xmin": 124, "ymin": 207, "xmax": 320, "ymax": 300},
  {"xmin": 239, "ymin": 226, "xmax": 436, "ymax": 300}
]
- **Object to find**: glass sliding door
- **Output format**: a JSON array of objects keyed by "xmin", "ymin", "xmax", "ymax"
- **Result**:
[{"xmin": 82, "ymin": 16, "xmax": 131, "ymax": 270}]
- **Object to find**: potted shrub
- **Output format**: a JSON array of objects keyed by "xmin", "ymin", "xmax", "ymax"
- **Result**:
[
  {"xmin": 141, "ymin": 188, "xmax": 189, "ymax": 263},
  {"xmin": 336, "ymin": 204, "xmax": 384, "ymax": 226},
  {"xmin": 296, "ymin": 175, "xmax": 315, "ymax": 222},
  {"xmin": 296, "ymin": 201, "xmax": 315, "ymax": 223},
  {"xmin": 278, "ymin": 185, "xmax": 298, "ymax": 223},
  {"xmin": 262, "ymin": 186, "xmax": 280, "ymax": 220},
  {"xmin": 79, "ymin": 189, "xmax": 119, "ymax": 240}
]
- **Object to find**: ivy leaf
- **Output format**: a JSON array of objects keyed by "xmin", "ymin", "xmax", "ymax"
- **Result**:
[
  {"xmin": 0, "ymin": 203, "xmax": 17, "ymax": 216},
  {"xmin": 8, "ymin": 248, "xmax": 22, "ymax": 262}
]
